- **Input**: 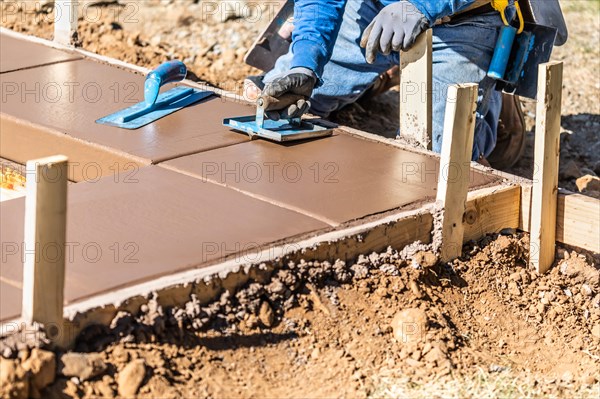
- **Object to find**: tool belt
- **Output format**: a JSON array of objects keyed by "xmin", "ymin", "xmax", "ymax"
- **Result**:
[
  {"xmin": 436, "ymin": 1, "xmax": 493, "ymax": 25},
  {"xmin": 440, "ymin": 0, "xmax": 567, "ymax": 46},
  {"xmin": 443, "ymin": 3, "xmax": 495, "ymax": 23},
  {"xmin": 438, "ymin": 0, "xmax": 526, "ymax": 31}
]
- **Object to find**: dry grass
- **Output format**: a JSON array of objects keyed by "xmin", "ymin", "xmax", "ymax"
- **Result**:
[
  {"xmin": 369, "ymin": 368, "xmax": 600, "ymax": 399},
  {"xmin": 562, "ymin": 0, "xmax": 600, "ymax": 13}
]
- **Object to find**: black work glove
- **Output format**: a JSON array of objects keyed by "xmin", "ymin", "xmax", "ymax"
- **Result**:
[
  {"xmin": 262, "ymin": 67, "xmax": 317, "ymax": 120},
  {"xmin": 360, "ymin": 0, "xmax": 430, "ymax": 64}
]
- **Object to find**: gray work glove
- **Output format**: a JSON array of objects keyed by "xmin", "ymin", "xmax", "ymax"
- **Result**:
[
  {"xmin": 360, "ymin": 0, "xmax": 430, "ymax": 64},
  {"xmin": 262, "ymin": 67, "xmax": 317, "ymax": 120}
]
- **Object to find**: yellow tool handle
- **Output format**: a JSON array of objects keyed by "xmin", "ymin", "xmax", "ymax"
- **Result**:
[{"xmin": 491, "ymin": 0, "xmax": 525, "ymax": 34}]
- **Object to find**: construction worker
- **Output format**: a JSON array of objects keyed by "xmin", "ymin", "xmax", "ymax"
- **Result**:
[{"xmin": 246, "ymin": 0, "xmax": 567, "ymax": 169}]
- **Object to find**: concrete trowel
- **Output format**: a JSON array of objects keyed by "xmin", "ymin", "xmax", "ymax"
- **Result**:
[
  {"xmin": 96, "ymin": 60, "xmax": 213, "ymax": 129},
  {"xmin": 223, "ymin": 94, "xmax": 334, "ymax": 142},
  {"xmin": 244, "ymin": 0, "xmax": 294, "ymax": 72}
]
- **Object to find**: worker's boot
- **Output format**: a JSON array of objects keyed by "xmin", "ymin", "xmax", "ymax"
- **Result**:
[{"xmin": 487, "ymin": 93, "xmax": 526, "ymax": 170}]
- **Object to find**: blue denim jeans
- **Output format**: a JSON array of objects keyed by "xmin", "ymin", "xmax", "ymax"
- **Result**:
[{"xmin": 265, "ymin": 0, "xmax": 513, "ymax": 160}]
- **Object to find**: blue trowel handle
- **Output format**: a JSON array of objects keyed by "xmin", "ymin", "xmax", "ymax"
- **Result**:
[
  {"xmin": 487, "ymin": 25, "xmax": 517, "ymax": 80},
  {"xmin": 144, "ymin": 60, "xmax": 188, "ymax": 106},
  {"xmin": 149, "ymin": 60, "xmax": 187, "ymax": 85}
]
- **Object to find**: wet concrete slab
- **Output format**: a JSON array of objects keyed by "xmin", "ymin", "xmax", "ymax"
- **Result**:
[
  {"xmin": 0, "ymin": 59, "xmax": 254, "ymax": 166},
  {"xmin": 0, "ymin": 282, "xmax": 21, "ymax": 322},
  {"xmin": 0, "ymin": 33, "xmax": 80, "ymax": 73},
  {"xmin": 163, "ymin": 133, "xmax": 500, "ymax": 225},
  {"xmin": 0, "ymin": 167, "xmax": 327, "ymax": 318},
  {"xmin": 0, "ymin": 114, "xmax": 150, "ymax": 182}
]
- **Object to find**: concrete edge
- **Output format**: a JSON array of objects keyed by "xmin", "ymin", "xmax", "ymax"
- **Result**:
[{"xmin": 1, "ymin": 183, "xmax": 523, "ymax": 347}]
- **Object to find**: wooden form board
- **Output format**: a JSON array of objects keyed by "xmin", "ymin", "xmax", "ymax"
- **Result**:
[
  {"xmin": 464, "ymin": 185, "xmax": 521, "ymax": 243},
  {"xmin": 399, "ymin": 29, "xmax": 432, "ymax": 149},
  {"xmin": 528, "ymin": 62, "xmax": 563, "ymax": 273},
  {"xmin": 521, "ymin": 186, "xmax": 599, "ymax": 254}
]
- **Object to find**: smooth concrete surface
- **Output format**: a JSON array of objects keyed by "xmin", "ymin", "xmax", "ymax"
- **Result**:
[
  {"xmin": 0, "ymin": 166, "xmax": 327, "ymax": 319},
  {"xmin": 163, "ymin": 133, "xmax": 500, "ymax": 225},
  {"xmin": 0, "ymin": 59, "xmax": 254, "ymax": 164},
  {"xmin": 0, "ymin": 113, "xmax": 151, "ymax": 182},
  {"xmin": 0, "ymin": 33, "xmax": 501, "ymax": 325},
  {"xmin": 0, "ymin": 282, "xmax": 21, "ymax": 322},
  {"xmin": 0, "ymin": 33, "xmax": 81, "ymax": 73}
]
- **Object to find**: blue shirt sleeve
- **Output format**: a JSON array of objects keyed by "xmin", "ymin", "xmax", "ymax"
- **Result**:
[
  {"xmin": 407, "ymin": 0, "xmax": 477, "ymax": 23},
  {"xmin": 289, "ymin": 0, "xmax": 478, "ymax": 78},
  {"xmin": 290, "ymin": 0, "xmax": 348, "ymax": 79}
]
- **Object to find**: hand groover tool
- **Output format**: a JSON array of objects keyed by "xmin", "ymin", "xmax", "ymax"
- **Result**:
[
  {"xmin": 96, "ymin": 60, "xmax": 213, "ymax": 129},
  {"xmin": 223, "ymin": 94, "xmax": 334, "ymax": 142}
]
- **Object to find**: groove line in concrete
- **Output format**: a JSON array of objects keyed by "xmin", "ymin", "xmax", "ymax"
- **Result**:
[{"xmin": 159, "ymin": 163, "xmax": 340, "ymax": 226}]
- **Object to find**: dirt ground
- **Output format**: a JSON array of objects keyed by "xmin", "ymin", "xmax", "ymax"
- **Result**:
[
  {"xmin": 2, "ymin": 234, "xmax": 597, "ymax": 398},
  {"xmin": 1, "ymin": 1, "xmax": 599, "ymax": 398}
]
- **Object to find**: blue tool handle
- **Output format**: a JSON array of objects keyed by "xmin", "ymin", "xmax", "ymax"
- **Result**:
[
  {"xmin": 149, "ymin": 60, "xmax": 187, "ymax": 85},
  {"xmin": 144, "ymin": 60, "xmax": 187, "ymax": 106},
  {"xmin": 487, "ymin": 25, "xmax": 517, "ymax": 80}
]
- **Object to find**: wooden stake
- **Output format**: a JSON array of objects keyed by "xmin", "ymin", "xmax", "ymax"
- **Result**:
[
  {"xmin": 54, "ymin": 0, "xmax": 78, "ymax": 45},
  {"xmin": 436, "ymin": 84, "xmax": 479, "ymax": 262},
  {"xmin": 22, "ymin": 155, "xmax": 68, "ymax": 343},
  {"xmin": 400, "ymin": 29, "xmax": 432, "ymax": 150},
  {"xmin": 529, "ymin": 62, "xmax": 563, "ymax": 274}
]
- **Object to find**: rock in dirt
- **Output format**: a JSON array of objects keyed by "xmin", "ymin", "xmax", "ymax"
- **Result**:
[
  {"xmin": 508, "ymin": 281, "xmax": 522, "ymax": 296},
  {"xmin": 591, "ymin": 324, "xmax": 600, "ymax": 339},
  {"xmin": 58, "ymin": 352, "xmax": 106, "ymax": 381},
  {"xmin": 409, "ymin": 281, "xmax": 424, "ymax": 299},
  {"xmin": 258, "ymin": 301, "xmax": 275, "ymax": 328},
  {"xmin": 110, "ymin": 345, "xmax": 130, "ymax": 364},
  {"xmin": 423, "ymin": 343, "xmax": 449, "ymax": 366},
  {"xmin": 583, "ymin": 374, "xmax": 598, "ymax": 385},
  {"xmin": 21, "ymin": 348, "xmax": 55, "ymax": 397},
  {"xmin": 145, "ymin": 374, "xmax": 178, "ymax": 398},
  {"xmin": 0, "ymin": 357, "xmax": 29, "ymax": 399},
  {"xmin": 95, "ymin": 377, "xmax": 116, "ymax": 398},
  {"xmin": 561, "ymin": 370, "xmax": 574, "ymax": 384},
  {"xmin": 576, "ymin": 175, "xmax": 600, "ymax": 193},
  {"xmin": 391, "ymin": 308, "xmax": 428, "ymax": 344},
  {"xmin": 117, "ymin": 359, "xmax": 146, "ymax": 397},
  {"xmin": 0, "ymin": 324, "xmax": 48, "ymax": 360},
  {"xmin": 559, "ymin": 259, "xmax": 600, "ymax": 288},
  {"xmin": 311, "ymin": 347, "xmax": 320, "ymax": 360},
  {"xmin": 43, "ymin": 378, "xmax": 80, "ymax": 399},
  {"xmin": 412, "ymin": 251, "xmax": 438, "ymax": 268}
]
